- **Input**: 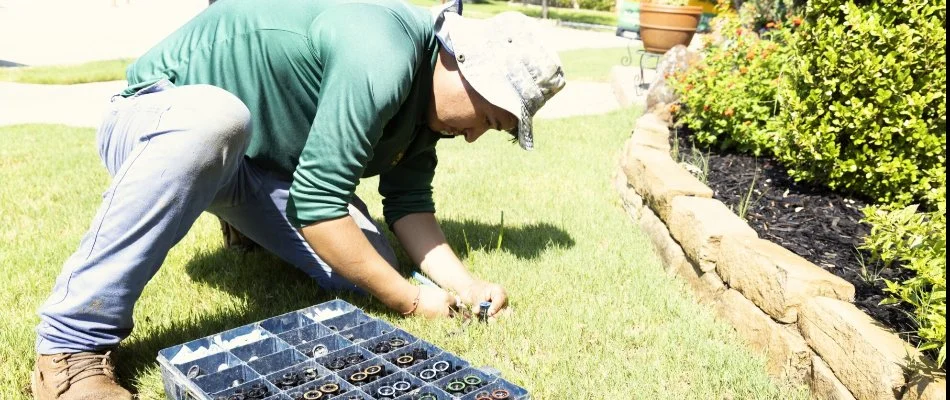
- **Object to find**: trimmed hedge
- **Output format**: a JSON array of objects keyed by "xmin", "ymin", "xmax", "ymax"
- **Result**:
[{"xmin": 773, "ymin": 0, "xmax": 947, "ymax": 206}]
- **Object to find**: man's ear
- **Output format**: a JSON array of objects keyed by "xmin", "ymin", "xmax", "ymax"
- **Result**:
[{"xmin": 437, "ymin": 47, "xmax": 458, "ymax": 72}]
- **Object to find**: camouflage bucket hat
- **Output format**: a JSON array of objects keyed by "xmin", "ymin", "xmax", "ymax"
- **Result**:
[{"xmin": 434, "ymin": 9, "xmax": 566, "ymax": 150}]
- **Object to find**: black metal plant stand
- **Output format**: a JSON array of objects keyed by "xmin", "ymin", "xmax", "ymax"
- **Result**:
[{"xmin": 621, "ymin": 41, "xmax": 664, "ymax": 95}]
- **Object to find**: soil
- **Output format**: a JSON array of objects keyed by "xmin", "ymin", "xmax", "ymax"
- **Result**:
[{"xmin": 669, "ymin": 126, "xmax": 922, "ymax": 348}]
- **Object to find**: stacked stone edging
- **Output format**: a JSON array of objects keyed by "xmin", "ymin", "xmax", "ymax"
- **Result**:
[{"xmin": 613, "ymin": 110, "xmax": 946, "ymax": 400}]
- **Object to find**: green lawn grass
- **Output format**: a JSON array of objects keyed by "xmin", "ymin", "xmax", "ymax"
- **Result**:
[
  {"xmin": 0, "ymin": 47, "xmax": 649, "ymax": 85},
  {"xmin": 0, "ymin": 111, "xmax": 807, "ymax": 398},
  {"xmin": 559, "ymin": 46, "xmax": 656, "ymax": 82},
  {"xmin": 0, "ymin": 58, "xmax": 132, "ymax": 84},
  {"xmin": 0, "ymin": 1, "xmax": 620, "ymax": 85},
  {"xmin": 407, "ymin": 0, "xmax": 617, "ymax": 25}
]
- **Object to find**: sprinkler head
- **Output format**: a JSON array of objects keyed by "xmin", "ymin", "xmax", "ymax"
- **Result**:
[
  {"xmin": 319, "ymin": 383, "xmax": 340, "ymax": 395},
  {"xmin": 327, "ymin": 358, "xmax": 347, "ymax": 370},
  {"xmin": 186, "ymin": 365, "xmax": 202, "ymax": 379},
  {"xmin": 363, "ymin": 364, "xmax": 383, "ymax": 376},
  {"xmin": 395, "ymin": 354, "xmax": 414, "ymax": 367},
  {"xmin": 302, "ymin": 389, "xmax": 323, "ymax": 400},
  {"xmin": 303, "ymin": 367, "xmax": 319, "ymax": 380},
  {"xmin": 478, "ymin": 301, "xmax": 491, "ymax": 323},
  {"xmin": 445, "ymin": 380, "xmax": 466, "ymax": 393},
  {"xmin": 247, "ymin": 387, "xmax": 268, "ymax": 399},
  {"xmin": 388, "ymin": 337, "xmax": 407, "ymax": 348},
  {"xmin": 376, "ymin": 385, "xmax": 397, "ymax": 398},
  {"xmin": 344, "ymin": 352, "xmax": 364, "ymax": 365},
  {"xmin": 372, "ymin": 342, "xmax": 392, "ymax": 354},
  {"xmin": 247, "ymin": 384, "xmax": 268, "ymax": 399},
  {"xmin": 310, "ymin": 344, "xmax": 329, "ymax": 357},
  {"xmin": 418, "ymin": 368, "xmax": 438, "ymax": 381},
  {"xmin": 392, "ymin": 380, "xmax": 412, "ymax": 393},
  {"xmin": 348, "ymin": 371, "xmax": 368, "ymax": 384},
  {"xmin": 431, "ymin": 360, "xmax": 451, "ymax": 373},
  {"xmin": 411, "ymin": 348, "xmax": 429, "ymax": 360},
  {"xmin": 463, "ymin": 375, "xmax": 483, "ymax": 386},
  {"xmin": 279, "ymin": 375, "xmax": 298, "ymax": 389}
]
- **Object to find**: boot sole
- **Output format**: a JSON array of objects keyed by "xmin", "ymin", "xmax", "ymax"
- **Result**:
[{"xmin": 30, "ymin": 367, "xmax": 43, "ymax": 400}]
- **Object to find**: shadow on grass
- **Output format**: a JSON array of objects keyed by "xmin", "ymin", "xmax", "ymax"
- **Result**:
[
  {"xmin": 1, "ymin": 59, "xmax": 26, "ymax": 67},
  {"xmin": 437, "ymin": 218, "xmax": 575, "ymax": 260},
  {"xmin": 113, "ymin": 217, "xmax": 572, "ymax": 391}
]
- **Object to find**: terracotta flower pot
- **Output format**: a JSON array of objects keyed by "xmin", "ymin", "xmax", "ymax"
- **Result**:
[{"xmin": 639, "ymin": 3, "xmax": 703, "ymax": 54}]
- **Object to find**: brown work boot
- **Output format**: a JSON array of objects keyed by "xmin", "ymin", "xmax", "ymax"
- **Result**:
[
  {"xmin": 31, "ymin": 351, "xmax": 132, "ymax": 400},
  {"xmin": 218, "ymin": 217, "xmax": 262, "ymax": 253}
]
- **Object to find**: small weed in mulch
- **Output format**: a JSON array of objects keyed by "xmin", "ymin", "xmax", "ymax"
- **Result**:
[{"xmin": 670, "ymin": 126, "xmax": 920, "ymax": 347}]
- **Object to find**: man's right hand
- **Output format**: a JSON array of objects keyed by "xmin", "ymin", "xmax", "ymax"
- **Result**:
[{"xmin": 411, "ymin": 285, "xmax": 456, "ymax": 318}]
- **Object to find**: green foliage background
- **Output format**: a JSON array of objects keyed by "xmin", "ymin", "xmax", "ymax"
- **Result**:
[
  {"xmin": 670, "ymin": 14, "xmax": 795, "ymax": 155},
  {"xmin": 774, "ymin": 0, "xmax": 946, "ymax": 207},
  {"xmin": 670, "ymin": 0, "xmax": 947, "ymax": 368}
]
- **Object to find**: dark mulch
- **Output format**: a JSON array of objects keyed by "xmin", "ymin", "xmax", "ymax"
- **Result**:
[{"xmin": 669, "ymin": 126, "xmax": 921, "ymax": 347}]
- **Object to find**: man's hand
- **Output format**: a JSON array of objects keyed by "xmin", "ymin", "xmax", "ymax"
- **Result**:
[
  {"xmin": 410, "ymin": 285, "xmax": 457, "ymax": 318},
  {"xmin": 459, "ymin": 280, "xmax": 508, "ymax": 319}
]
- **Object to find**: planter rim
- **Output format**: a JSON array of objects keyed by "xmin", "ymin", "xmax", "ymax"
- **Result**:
[
  {"xmin": 639, "ymin": 3, "xmax": 703, "ymax": 13},
  {"xmin": 639, "ymin": 23, "xmax": 699, "ymax": 32}
]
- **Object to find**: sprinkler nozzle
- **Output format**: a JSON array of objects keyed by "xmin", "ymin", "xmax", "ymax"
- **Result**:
[{"xmin": 478, "ymin": 301, "xmax": 491, "ymax": 323}]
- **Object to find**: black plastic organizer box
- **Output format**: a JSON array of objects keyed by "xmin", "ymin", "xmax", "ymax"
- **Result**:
[{"xmin": 158, "ymin": 299, "xmax": 529, "ymax": 400}]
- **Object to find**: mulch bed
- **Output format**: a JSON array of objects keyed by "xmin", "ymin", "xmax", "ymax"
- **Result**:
[{"xmin": 669, "ymin": 126, "xmax": 921, "ymax": 348}]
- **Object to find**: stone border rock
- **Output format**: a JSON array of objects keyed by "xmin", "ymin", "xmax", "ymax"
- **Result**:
[{"xmin": 613, "ymin": 110, "xmax": 946, "ymax": 400}]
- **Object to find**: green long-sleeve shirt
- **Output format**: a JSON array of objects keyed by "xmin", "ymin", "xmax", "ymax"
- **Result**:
[{"xmin": 124, "ymin": 0, "xmax": 442, "ymax": 227}]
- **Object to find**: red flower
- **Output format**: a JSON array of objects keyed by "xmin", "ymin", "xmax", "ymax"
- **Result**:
[
  {"xmin": 739, "ymin": 67, "xmax": 749, "ymax": 74},
  {"xmin": 766, "ymin": 22, "xmax": 776, "ymax": 28},
  {"xmin": 724, "ymin": 108, "xmax": 735, "ymax": 117},
  {"xmin": 792, "ymin": 17, "xmax": 803, "ymax": 26},
  {"xmin": 669, "ymin": 104, "xmax": 681, "ymax": 114},
  {"xmin": 703, "ymin": 104, "xmax": 711, "ymax": 112},
  {"xmin": 736, "ymin": 28, "xmax": 744, "ymax": 36}
]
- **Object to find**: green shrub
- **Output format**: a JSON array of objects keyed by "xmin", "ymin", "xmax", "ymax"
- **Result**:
[
  {"xmin": 735, "ymin": 0, "xmax": 801, "ymax": 29},
  {"xmin": 577, "ymin": 0, "xmax": 615, "ymax": 11},
  {"xmin": 861, "ymin": 182, "xmax": 946, "ymax": 367},
  {"xmin": 773, "ymin": 0, "xmax": 947, "ymax": 206},
  {"xmin": 669, "ymin": 8, "xmax": 795, "ymax": 155},
  {"xmin": 515, "ymin": 0, "xmax": 614, "ymax": 11}
]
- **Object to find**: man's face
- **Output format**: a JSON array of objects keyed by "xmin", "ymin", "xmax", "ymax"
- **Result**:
[{"xmin": 428, "ymin": 49, "xmax": 518, "ymax": 143}]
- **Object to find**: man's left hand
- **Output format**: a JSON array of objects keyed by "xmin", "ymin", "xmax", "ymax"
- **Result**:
[{"xmin": 459, "ymin": 280, "xmax": 508, "ymax": 319}]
